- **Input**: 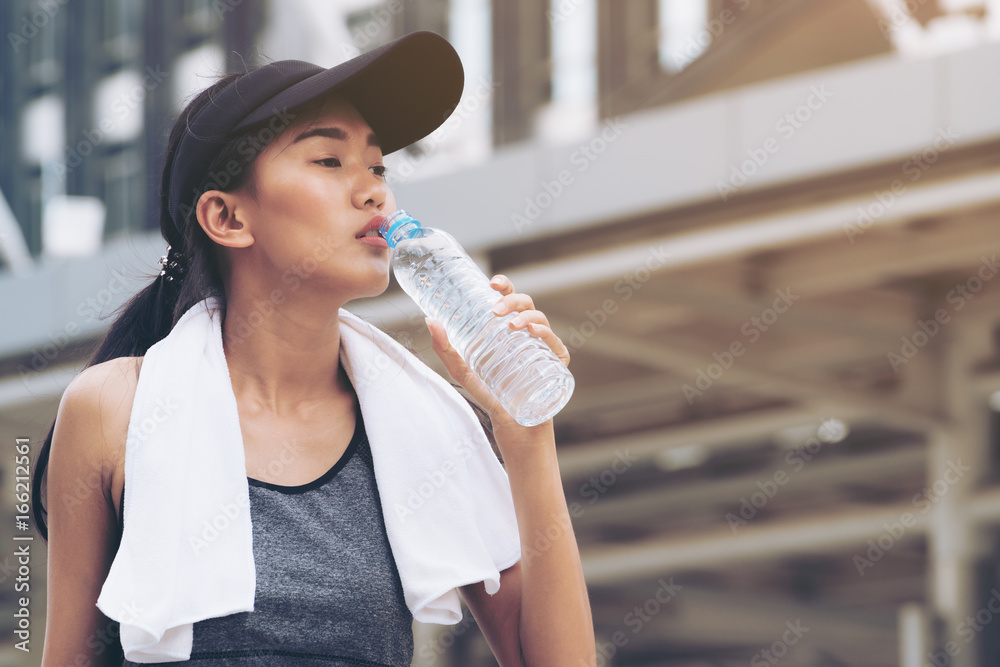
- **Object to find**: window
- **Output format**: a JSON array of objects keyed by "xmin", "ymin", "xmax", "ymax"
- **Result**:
[
  {"xmin": 345, "ymin": 2, "xmax": 401, "ymax": 54},
  {"xmin": 658, "ymin": 0, "xmax": 710, "ymax": 73},
  {"xmin": 102, "ymin": 147, "xmax": 142, "ymax": 239},
  {"xmin": 491, "ymin": 0, "xmax": 552, "ymax": 145},
  {"xmin": 597, "ymin": 0, "xmax": 658, "ymax": 118}
]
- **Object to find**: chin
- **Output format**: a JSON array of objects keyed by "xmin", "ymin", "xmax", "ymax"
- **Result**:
[{"xmin": 356, "ymin": 271, "xmax": 392, "ymax": 300}]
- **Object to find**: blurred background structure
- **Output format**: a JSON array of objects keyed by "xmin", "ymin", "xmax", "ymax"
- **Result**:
[{"xmin": 2, "ymin": 0, "xmax": 1000, "ymax": 665}]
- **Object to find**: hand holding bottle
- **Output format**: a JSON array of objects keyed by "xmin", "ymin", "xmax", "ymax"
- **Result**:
[{"xmin": 424, "ymin": 273, "xmax": 571, "ymax": 427}]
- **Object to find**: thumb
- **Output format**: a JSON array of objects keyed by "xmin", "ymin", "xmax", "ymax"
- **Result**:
[
  {"xmin": 425, "ymin": 317, "xmax": 498, "ymax": 413},
  {"xmin": 426, "ymin": 317, "xmax": 464, "ymax": 373}
]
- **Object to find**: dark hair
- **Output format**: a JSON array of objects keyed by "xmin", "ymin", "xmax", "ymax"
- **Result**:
[
  {"xmin": 30, "ymin": 68, "xmax": 496, "ymax": 542},
  {"xmin": 30, "ymin": 71, "xmax": 259, "ymax": 540}
]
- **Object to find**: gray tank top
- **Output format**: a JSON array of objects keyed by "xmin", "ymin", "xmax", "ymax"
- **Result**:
[{"xmin": 117, "ymin": 404, "xmax": 414, "ymax": 666}]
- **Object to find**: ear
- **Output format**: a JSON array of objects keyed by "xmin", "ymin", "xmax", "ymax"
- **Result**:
[{"xmin": 196, "ymin": 190, "xmax": 255, "ymax": 249}]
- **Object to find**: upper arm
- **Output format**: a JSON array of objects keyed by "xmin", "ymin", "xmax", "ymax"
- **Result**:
[
  {"xmin": 41, "ymin": 357, "xmax": 139, "ymax": 667},
  {"xmin": 459, "ymin": 560, "xmax": 525, "ymax": 667}
]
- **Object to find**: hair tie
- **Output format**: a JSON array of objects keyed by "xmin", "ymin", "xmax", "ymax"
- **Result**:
[{"xmin": 158, "ymin": 245, "xmax": 186, "ymax": 282}]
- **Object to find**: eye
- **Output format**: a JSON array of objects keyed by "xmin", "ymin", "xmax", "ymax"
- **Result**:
[
  {"xmin": 370, "ymin": 165, "xmax": 387, "ymax": 179},
  {"xmin": 315, "ymin": 157, "xmax": 341, "ymax": 168}
]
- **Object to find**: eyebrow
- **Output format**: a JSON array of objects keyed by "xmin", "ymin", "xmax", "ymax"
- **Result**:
[{"xmin": 292, "ymin": 126, "xmax": 380, "ymax": 148}]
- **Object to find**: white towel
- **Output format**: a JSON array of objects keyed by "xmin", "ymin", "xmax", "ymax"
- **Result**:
[{"xmin": 96, "ymin": 296, "xmax": 521, "ymax": 663}]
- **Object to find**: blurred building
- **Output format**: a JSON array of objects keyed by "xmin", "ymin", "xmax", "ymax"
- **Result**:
[{"xmin": 2, "ymin": 1, "xmax": 1000, "ymax": 665}]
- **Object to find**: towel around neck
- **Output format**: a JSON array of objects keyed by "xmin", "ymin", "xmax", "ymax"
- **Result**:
[{"xmin": 96, "ymin": 296, "xmax": 521, "ymax": 662}]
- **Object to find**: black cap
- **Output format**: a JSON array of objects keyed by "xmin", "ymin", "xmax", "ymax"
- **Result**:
[{"xmin": 165, "ymin": 30, "xmax": 464, "ymax": 235}]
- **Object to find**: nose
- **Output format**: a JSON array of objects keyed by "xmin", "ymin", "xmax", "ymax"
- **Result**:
[{"xmin": 351, "ymin": 164, "xmax": 387, "ymax": 212}]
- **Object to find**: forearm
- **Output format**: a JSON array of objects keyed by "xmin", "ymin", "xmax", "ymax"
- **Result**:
[{"xmin": 495, "ymin": 422, "xmax": 596, "ymax": 666}]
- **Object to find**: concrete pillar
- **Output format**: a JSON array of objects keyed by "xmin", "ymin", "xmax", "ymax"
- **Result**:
[
  {"xmin": 899, "ymin": 603, "xmax": 929, "ymax": 667},
  {"xmin": 925, "ymin": 322, "xmax": 993, "ymax": 667}
]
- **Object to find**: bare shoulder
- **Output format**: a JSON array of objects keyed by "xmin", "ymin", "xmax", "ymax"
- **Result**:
[
  {"xmin": 43, "ymin": 356, "xmax": 143, "ymax": 666},
  {"xmin": 65, "ymin": 356, "xmax": 143, "ymax": 408},
  {"xmin": 56, "ymin": 356, "xmax": 143, "ymax": 474},
  {"xmin": 62, "ymin": 356, "xmax": 143, "ymax": 426}
]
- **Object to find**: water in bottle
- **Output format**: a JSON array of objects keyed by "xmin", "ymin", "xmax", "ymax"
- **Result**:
[{"xmin": 379, "ymin": 209, "xmax": 575, "ymax": 426}]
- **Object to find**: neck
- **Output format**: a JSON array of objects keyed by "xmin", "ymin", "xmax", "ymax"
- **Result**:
[{"xmin": 220, "ymin": 288, "xmax": 354, "ymax": 416}]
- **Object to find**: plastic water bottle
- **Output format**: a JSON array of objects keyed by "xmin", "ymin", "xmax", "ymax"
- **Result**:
[{"xmin": 380, "ymin": 210, "xmax": 575, "ymax": 426}]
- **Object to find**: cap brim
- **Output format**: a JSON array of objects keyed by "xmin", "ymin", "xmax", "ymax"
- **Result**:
[{"xmin": 233, "ymin": 31, "xmax": 465, "ymax": 154}]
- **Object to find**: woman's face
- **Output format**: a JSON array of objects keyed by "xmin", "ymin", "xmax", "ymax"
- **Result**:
[{"xmin": 232, "ymin": 96, "xmax": 396, "ymax": 302}]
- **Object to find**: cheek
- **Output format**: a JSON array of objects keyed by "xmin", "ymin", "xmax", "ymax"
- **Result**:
[
  {"xmin": 256, "ymin": 166, "xmax": 331, "ymax": 217},
  {"xmin": 246, "ymin": 169, "xmax": 346, "ymax": 261}
]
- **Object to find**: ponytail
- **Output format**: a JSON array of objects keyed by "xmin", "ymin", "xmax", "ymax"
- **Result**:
[
  {"xmin": 31, "ymin": 71, "xmax": 259, "ymax": 541},
  {"xmin": 31, "ymin": 276, "xmax": 170, "ymax": 538}
]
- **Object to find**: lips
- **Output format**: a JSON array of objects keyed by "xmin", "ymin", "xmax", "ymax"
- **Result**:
[{"xmin": 356, "ymin": 215, "xmax": 386, "ymax": 239}]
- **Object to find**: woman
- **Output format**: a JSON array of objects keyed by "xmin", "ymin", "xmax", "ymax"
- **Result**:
[{"xmin": 35, "ymin": 31, "xmax": 595, "ymax": 667}]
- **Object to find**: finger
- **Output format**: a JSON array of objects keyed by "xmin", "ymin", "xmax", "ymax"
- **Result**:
[
  {"xmin": 425, "ymin": 318, "xmax": 501, "ymax": 411},
  {"xmin": 506, "ymin": 308, "xmax": 550, "ymax": 330},
  {"xmin": 504, "ymin": 310, "xmax": 571, "ymax": 366},
  {"xmin": 425, "ymin": 317, "xmax": 465, "ymax": 374},
  {"xmin": 491, "ymin": 292, "xmax": 536, "ymax": 316},
  {"xmin": 489, "ymin": 274, "xmax": 515, "ymax": 296},
  {"xmin": 519, "ymin": 321, "xmax": 571, "ymax": 367}
]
